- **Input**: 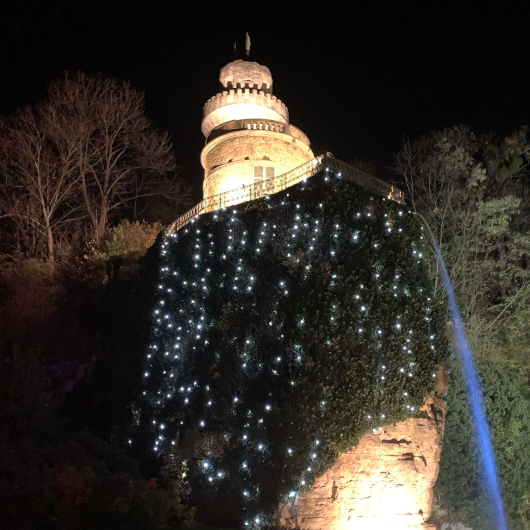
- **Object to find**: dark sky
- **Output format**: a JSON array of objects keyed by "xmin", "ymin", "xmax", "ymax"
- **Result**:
[{"xmin": 1, "ymin": 0, "xmax": 528, "ymax": 200}]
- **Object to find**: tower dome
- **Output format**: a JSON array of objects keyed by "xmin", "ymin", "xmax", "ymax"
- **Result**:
[
  {"xmin": 200, "ymin": 59, "xmax": 314, "ymax": 199},
  {"xmin": 219, "ymin": 59, "xmax": 273, "ymax": 92},
  {"xmin": 201, "ymin": 59, "xmax": 289, "ymax": 138}
]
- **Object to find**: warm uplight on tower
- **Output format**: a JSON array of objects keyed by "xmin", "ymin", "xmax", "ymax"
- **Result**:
[{"xmin": 200, "ymin": 58, "xmax": 314, "ymax": 199}]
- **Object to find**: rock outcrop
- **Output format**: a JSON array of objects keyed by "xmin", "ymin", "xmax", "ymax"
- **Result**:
[{"xmin": 279, "ymin": 381, "xmax": 446, "ymax": 530}]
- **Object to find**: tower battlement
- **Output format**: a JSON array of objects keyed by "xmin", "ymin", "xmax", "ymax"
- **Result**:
[
  {"xmin": 219, "ymin": 59, "xmax": 273, "ymax": 92},
  {"xmin": 206, "ymin": 118, "xmax": 310, "ymax": 146},
  {"xmin": 201, "ymin": 88, "xmax": 289, "ymax": 137}
]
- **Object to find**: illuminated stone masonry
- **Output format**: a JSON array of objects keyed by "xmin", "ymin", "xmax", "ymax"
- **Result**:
[
  {"xmin": 200, "ymin": 59, "xmax": 314, "ymax": 199},
  {"xmin": 170, "ymin": 154, "xmax": 404, "ymax": 234}
]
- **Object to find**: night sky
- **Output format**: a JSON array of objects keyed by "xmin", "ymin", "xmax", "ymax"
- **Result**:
[{"xmin": 1, "ymin": 0, "xmax": 528, "ymax": 201}]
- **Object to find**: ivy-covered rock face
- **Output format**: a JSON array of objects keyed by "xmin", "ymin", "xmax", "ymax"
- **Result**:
[{"xmin": 141, "ymin": 171, "xmax": 446, "ymax": 528}]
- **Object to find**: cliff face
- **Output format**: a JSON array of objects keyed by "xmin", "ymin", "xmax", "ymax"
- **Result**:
[
  {"xmin": 149, "ymin": 172, "xmax": 447, "ymax": 527},
  {"xmin": 279, "ymin": 385, "xmax": 446, "ymax": 530}
]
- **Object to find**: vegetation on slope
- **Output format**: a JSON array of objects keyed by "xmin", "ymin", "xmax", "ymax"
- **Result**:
[
  {"xmin": 394, "ymin": 125, "xmax": 530, "ymax": 529},
  {"xmin": 140, "ymin": 172, "xmax": 447, "ymax": 526}
]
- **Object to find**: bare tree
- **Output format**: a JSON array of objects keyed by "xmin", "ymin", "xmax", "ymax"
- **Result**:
[
  {"xmin": 392, "ymin": 126, "xmax": 482, "ymax": 297},
  {"xmin": 347, "ymin": 156, "xmax": 378, "ymax": 176},
  {"xmin": 46, "ymin": 72, "xmax": 189, "ymax": 240},
  {"xmin": 0, "ymin": 72, "xmax": 190, "ymax": 261},
  {"xmin": 0, "ymin": 107, "xmax": 82, "ymax": 263}
]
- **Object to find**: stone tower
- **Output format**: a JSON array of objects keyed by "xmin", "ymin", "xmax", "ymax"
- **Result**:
[{"xmin": 200, "ymin": 59, "xmax": 314, "ymax": 199}]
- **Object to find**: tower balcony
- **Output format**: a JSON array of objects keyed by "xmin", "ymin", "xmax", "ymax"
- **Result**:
[
  {"xmin": 206, "ymin": 119, "xmax": 310, "ymax": 147},
  {"xmin": 201, "ymin": 88, "xmax": 289, "ymax": 137}
]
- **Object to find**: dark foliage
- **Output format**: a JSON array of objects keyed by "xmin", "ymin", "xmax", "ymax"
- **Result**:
[
  {"xmin": 139, "ymin": 171, "xmax": 447, "ymax": 526},
  {"xmin": 436, "ymin": 360, "xmax": 530, "ymax": 530},
  {"xmin": 0, "ymin": 233, "xmax": 168, "ymax": 528}
]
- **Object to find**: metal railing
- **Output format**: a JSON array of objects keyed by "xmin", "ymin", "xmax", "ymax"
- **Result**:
[
  {"xmin": 206, "ymin": 119, "xmax": 311, "ymax": 146},
  {"xmin": 169, "ymin": 154, "xmax": 404, "ymax": 234}
]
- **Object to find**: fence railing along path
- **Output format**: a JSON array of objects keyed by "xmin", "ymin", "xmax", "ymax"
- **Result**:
[{"xmin": 169, "ymin": 154, "xmax": 404, "ymax": 234}]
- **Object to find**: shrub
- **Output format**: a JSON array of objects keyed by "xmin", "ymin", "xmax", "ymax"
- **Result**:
[
  {"xmin": 85, "ymin": 220, "xmax": 164, "ymax": 281},
  {"xmin": 436, "ymin": 360, "xmax": 530, "ymax": 529}
]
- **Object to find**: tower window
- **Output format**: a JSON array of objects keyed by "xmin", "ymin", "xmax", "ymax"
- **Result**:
[{"xmin": 253, "ymin": 165, "xmax": 274, "ymax": 184}]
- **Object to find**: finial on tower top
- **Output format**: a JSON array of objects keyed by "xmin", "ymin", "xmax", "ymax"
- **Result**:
[{"xmin": 245, "ymin": 32, "xmax": 251, "ymax": 57}]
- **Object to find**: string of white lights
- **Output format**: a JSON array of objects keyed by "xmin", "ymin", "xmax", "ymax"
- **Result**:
[{"xmin": 138, "ymin": 169, "xmax": 439, "ymax": 529}]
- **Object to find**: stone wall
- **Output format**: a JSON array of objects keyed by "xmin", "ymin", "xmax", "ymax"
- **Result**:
[
  {"xmin": 203, "ymin": 160, "xmax": 283, "ymax": 198},
  {"xmin": 278, "ymin": 381, "xmax": 446, "ymax": 530},
  {"xmin": 201, "ymin": 130, "xmax": 314, "ymax": 198}
]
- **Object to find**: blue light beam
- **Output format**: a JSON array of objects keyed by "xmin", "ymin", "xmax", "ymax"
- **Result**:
[{"xmin": 430, "ymin": 233, "xmax": 507, "ymax": 530}]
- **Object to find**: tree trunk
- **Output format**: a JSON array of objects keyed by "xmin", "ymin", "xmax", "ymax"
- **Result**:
[
  {"xmin": 45, "ymin": 216, "xmax": 55, "ymax": 265},
  {"xmin": 80, "ymin": 170, "xmax": 98, "ymax": 240},
  {"xmin": 96, "ymin": 196, "xmax": 107, "ymax": 240}
]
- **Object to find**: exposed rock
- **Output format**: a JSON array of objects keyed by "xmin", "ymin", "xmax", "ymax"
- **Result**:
[{"xmin": 279, "ymin": 380, "xmax": 446, "ymax": 530}]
